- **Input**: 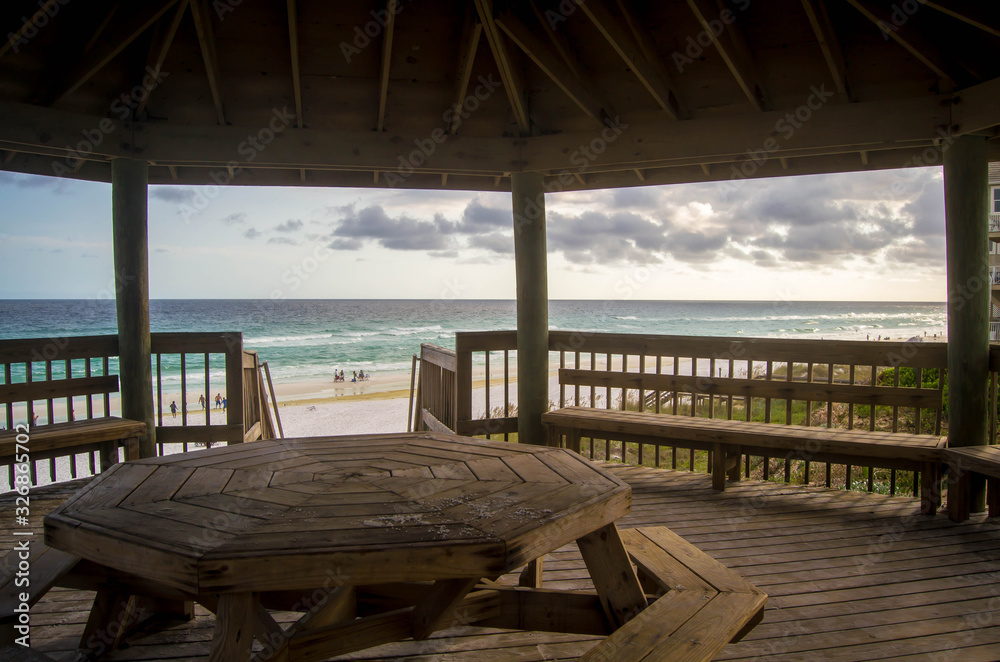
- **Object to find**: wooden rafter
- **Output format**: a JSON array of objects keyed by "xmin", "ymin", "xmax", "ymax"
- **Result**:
[
  {"xmin": 189, "ymin": 0, "xmax": 226, "ymax": 124},
  {"xmin": 136, "ymin": 0, "xmax": 189, "ymax": 117},
  {"xmin": 83, "ymin": 4, "xmax": 121, "ymax": 54},
  {"xmin": 574, "ymin": 0, "xmax": 682, "ymax": 120},
  {"xmin": 800, "ymin": 0, "xmax": 850, "ymax": 101},
  {"xmin": 530, "ymin": 0, "xmax": 583, "ymax": 81},
  {"xmin": 0, "ymin": 0, "xmax": 59, "ymax": 59},
  {"xmin": 377, "ymin": 0, "xmax": 398, "ymax": 132},
  {"xmin": 473, "ymin": 0, "xmax": 530, "ymax": 134},
  {"xmin": 634, "ymin": 168, "xmax": 645, "ymax": 181},
  {"xmin": 449, "ymin": 6, "xmax": 483, "ymax": 135},
  {"xmin": 167, "ymin": 164, "xmax": 178, "ymax": 180},
  {"xmin": 3, "ymin": 150, "xmax": 15, "ymax": 164},
  {"xmin": 287, "ymin": 0, "xmax": 304, "ymax": 129},
  {"xmin": 843, "ymin": 0, "xmax": 955, "ymax": 86},
  {"xmin": 923, "ymin": 1, "xmax": 1000, "ymax": 39},
  {"xmin": 496, "ymin": 10, "xmax": 605, "ymax": 124},
  {"xmin": 48, "ymin": 0, "xmax": 181, "ymax": 106},
  {"xmin": 685, "ymin": 0, "xmax": 767, "ymax": 111}
]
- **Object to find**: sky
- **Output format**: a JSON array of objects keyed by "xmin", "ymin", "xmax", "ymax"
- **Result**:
[{"xmin": 0, "ymin": 165, "xmax": 948, "ymax": 301}]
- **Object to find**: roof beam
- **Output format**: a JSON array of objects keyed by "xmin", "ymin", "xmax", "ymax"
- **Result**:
[
  {"xmin": 474, "ymin": 0, "xmax": 530, "ymax": 134},
  {"xmin": 923, "ymin": 1, "xmax": 1000, "ymax": 39},
  {"xmin": 449, "ymin": 7, "xmax": 482, "ymax": 135},
  {"xmin": 495, "ymin": 10, "xmax": 606, "ymax": 124},
  {"xmin": 843, "ymin": 0, "xmax": 955, "ymax": 87},
  {"xmin": 189, "ymin": 0, "xmax": 226, "ymax": 124},
  {"xmin": 685, "ymin": 0, "xmax": 767, "ymax": 111},
  {"xmin": 287, "ymin": 0, "xmax": 304, "ymax": 129},
  {"xmin": 950, "ymin": 76, "xmax": 1000, "ymax": 136},
  {"xmin": 800, "ymin": 0, "xmax": 850, "ymax": 101},
  {"xmin": 573, "ymin": 0, "xmax": 683, "ymax": 119},
  {"xmin": 136, "ymin": 0, "xmax": 189, "ymax": 117},
  {"xmin": 0, "ymin": 92, "xmax": 955, "ymax": 177},
  {"xmin": 376, "ymin": 0, "xmax": 398, "ymax": 132},
  {"xmin": 48, "ymin": 0, "xmax": 181, "ymax": 106}
]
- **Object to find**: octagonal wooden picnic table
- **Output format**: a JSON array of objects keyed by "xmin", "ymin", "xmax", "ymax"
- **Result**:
[{"xmin": 42, "ymin": 432, "xmax": 765, "ymax": 661}]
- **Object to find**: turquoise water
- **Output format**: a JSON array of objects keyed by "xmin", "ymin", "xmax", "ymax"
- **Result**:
[{"xmin": 0, "ymin": 299, "xmax": 947, "ymax": 385}]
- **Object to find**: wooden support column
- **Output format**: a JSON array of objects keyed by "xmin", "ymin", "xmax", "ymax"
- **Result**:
[
  {"xmin": 112, "ymin": 158, "xmax": 155, "ymax": 458},
  {"xmin": 944, "ymin": 134, "xmax": 989, "ymax": 511},
  {"xmin": 511, "ymin": 171, "xmax": 548, "ymax": 446}
]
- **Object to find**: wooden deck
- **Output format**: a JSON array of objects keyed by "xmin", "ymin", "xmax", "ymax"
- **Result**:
[{"xmin": 8, "ymin": 461, "xmax": 1000, "ymax": 661}]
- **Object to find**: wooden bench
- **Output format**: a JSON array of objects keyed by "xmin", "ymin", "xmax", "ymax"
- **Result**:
[
  {"xmin": 0, "ymin": 340, "xmax": 146, "ymax": 484},
  {"xmin": 945, "ymin": 446, "xmax": 1000, "ymax": 522},
  {"xmin": 544, "ymin": 406, "xmax": 947, "ymax": 515},
  {"xmin": 0, "ymin": 418, "xmax": 144, "ymax": 480},
  {"xmin": 582, "ymin": 525, "xmax": 766, "ymax": 662}
]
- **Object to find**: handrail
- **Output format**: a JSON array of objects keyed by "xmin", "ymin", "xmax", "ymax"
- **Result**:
[
  {"xmin": 0, "ymin": 332, "xmax": 267, "ymax": 489},
  {"xmin": 442, "ymin": 329, "xmax": 954, "ymax": 496}
]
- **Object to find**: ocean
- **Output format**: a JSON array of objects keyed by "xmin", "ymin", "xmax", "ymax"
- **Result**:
[{"xmin": 0, "ymin": 299, "xmax": 947, "ymax": 385}]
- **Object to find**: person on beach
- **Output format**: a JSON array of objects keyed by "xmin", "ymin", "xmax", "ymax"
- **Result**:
[
  {"xmin": 359, "ymin": 369, "xmax": 366, "ymax": 381},
  {"xmin": 352, "ymin": 371, "xmax": 357, "ymax": 382},
  {"xmin": 170, "ymin": 401, "xmax": 178, "ymax": 418},
  {"xmin": 222, "ymin": 397, "xmax": 227, "ymax": 411},
  {"xmin": 215, "ymin": 393, "xmax": 222, "ymax": 408},
  {"xmin": 199, "ymin": 394, "xmax": 206, "ymax": 410}
]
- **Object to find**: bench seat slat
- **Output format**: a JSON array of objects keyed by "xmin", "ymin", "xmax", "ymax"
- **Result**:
[{"xmin": 945, "ymin": 446, "xmax": 1000, "ymax": 479}]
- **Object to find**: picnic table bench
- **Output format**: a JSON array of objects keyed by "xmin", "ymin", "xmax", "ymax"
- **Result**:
[{"xmin": 544, "ymin": 406, "xmax": 947, "ymax": 515}]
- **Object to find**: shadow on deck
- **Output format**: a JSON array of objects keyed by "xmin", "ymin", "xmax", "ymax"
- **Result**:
[{"xmin": 9, "ymin": 463, "xmax": 1000, "ymax": 661}]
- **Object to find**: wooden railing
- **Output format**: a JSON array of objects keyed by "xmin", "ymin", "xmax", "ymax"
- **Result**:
[
  {"xmin": 1, "ymin": 332, "xmax": 275, "ymax": 488},
  {"xmin": 151, "ymin": 332, "xmax": 245, "ymax": 451},
  {"xmin": 416, "ymin": 343, "xmax": 458, "ymax": 433},
  {"xmin": 426, "ymin": 330, "xmax": 960, "ymax": 497}
]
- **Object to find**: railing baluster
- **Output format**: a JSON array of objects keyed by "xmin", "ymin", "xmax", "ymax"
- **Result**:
[
  {"xmin": 103, "ymin": 356, "xmax": 110, "ymax": 417},
  {"xmin": 204, "ymin": 352, "xmax": 211, "ymax": 428},
  {"xmin": 574, "ymin": 350, "xmax": 581, "ymax": 407},
  {"xmin": 848, "ymin": 364, "xmax": 856, "ymax": 430},
  {"xmin": 826, "ymin": 363, "xmax": 834, "ymax": 428},
  {"xmin": 156, "ymin": 353, "xmax": 163, "ymax": 428},
  {"xmin": 485, "ymin": 351, "xmax": 491, "ymax": 439},
  {"xmin": 504, "ymin": 349, "xmax": 510, "ymax": 441},
  {"xmin": 45, "ymin": 360, "xmax": 53, "ymax": 424}
]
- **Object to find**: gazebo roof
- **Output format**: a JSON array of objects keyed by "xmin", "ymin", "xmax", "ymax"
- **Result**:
[{"xmin": 0, "ymin": 0, "xmax": 997, "ymax": 192}]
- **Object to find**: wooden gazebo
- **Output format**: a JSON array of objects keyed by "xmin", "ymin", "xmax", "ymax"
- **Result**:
[{"xmin": 0, "ymin": 0, "xmax": 997, "ymax": 458}]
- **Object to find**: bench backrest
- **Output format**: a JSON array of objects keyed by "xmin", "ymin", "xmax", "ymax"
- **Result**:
[
  {"xmin": 549, "ymin": 332, "xmax": 947, "ymax": 436},
  {"xmin": 0, "ymin": 335, "xmax": 121, "ymax": 429}
]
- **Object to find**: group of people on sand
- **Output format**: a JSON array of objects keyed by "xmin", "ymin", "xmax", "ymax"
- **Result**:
[
  {"xmin": 169, "ymin": 393, "xmax": 226, "ymax": 418},
  {"xmin": 334, "ymin": 369, "xmax": 370, "ymax": 383}
]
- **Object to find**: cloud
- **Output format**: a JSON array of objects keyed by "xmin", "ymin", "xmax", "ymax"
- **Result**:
[
  {"xmin": 155, "ymin": 248, "xmax": 169, "ymax": 253},
  {"xmin": 547, "ymin": 210, "xmax": 668, "ymax": 264},
  {"xmin": 222, "ymin": 212, "xmax": 246, "ymax": 225},
  {"xmin": 276, "ymin": 219, "xmax": 303, "ymax": 232},
  {"xmin": 268, "ymin": 237, "xmax": 298, "ymax": 245},
  {"xmin": 457, "ymin": 198, "xmax": 509, "ymax": 233},
  {"xmin": 329, "ymin": 238, "xmax": 363, "ymax": 250},
  {"xmin": 330, "ymin": 204, "xmax": 453, "ymax": 251},
  {"xmin": 0, "ymin": 172, "xmax": 70, "ymax": 192},
  {"xmin": 151, "ymin": 187, "xmax": 198, "ymax": 204},
  {"xmin": 468, "ymin": 232, "xmax": 513, "ymax": 254},
  {"xmin": 243, "ymin": 228, "xmax": 261, "ymax": 239}
]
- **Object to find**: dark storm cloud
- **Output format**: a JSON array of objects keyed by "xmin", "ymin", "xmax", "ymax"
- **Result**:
[
  {"xmin": 276, "ymin": 219, "xmax": 304, "ymax": 232},
  {"xmin": 243, "ymin": 228, "xmax": 261, "ymax": 239},
  {"xmin": 903, "ymin": 180, "xmax": 945, "ymax": 237},
  {"xmin": 329, "ymin": 238, "xmax": 363, "ymax": 251}
]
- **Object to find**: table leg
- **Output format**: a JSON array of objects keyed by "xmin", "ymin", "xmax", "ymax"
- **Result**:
[
  {"xmin": 518, "ymin": 558, "xmax": 544, "ymax": 588},
  {"xmin": 210, "ymin": 593, "xmax": 259, "ymax": 662},
  {"xmin": 577, "ymin": 523, "xmax": 648, "ymax": 628},
  {"xmin": 79, "ymin": 591, "xmax": 138, "ymax": 657}
]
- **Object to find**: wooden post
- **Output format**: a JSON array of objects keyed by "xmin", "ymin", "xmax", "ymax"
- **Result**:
[
  {"xmin": 112, "ymin": 158, "xmax": 155, "ymax": 458},
  {"xmin": 944, "ymin": 134, "xmax": 989, "ymax": 512},
  {"xmin": 511, "ymin": 171, "xmax": 549, "ymax": 446}
]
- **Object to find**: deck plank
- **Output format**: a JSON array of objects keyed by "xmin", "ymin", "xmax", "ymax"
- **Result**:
[{"xmin": 7, "ymin": 460, "xmax": 1000, "ymax": 661}]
